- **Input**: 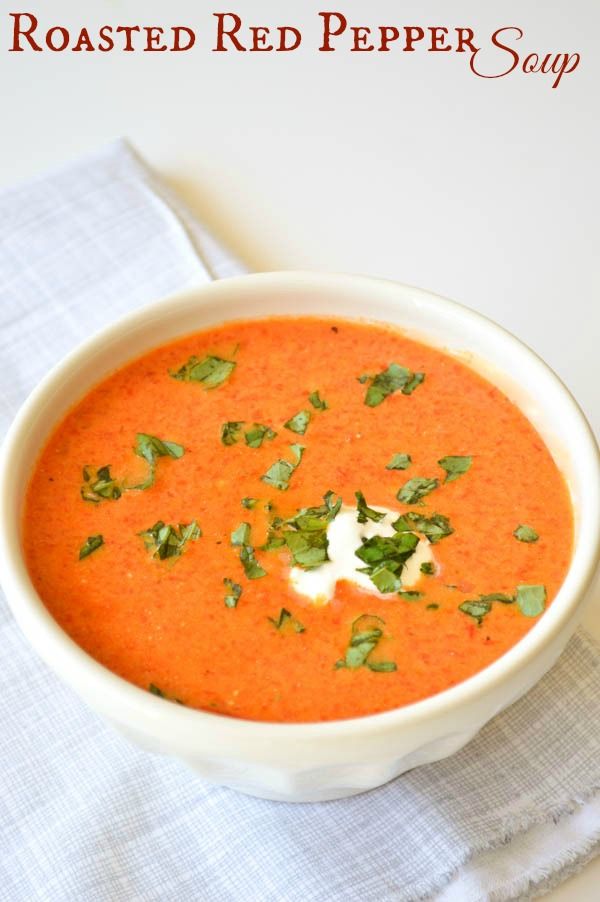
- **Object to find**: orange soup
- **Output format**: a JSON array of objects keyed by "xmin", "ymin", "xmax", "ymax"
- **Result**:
[{"xmin": 23, "ymin": 317, "xmax": 573, "ymax": 722}]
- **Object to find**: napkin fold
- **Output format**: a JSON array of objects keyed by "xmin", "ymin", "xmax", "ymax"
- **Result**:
[{"xmin": 1, "ymin": 139, "xmax": 600, "ymax": 902}]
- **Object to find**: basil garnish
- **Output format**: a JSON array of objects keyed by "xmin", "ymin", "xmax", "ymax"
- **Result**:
[
  {"xmin": 361, "ymin": 363, "xmax": 425, "ymax": 407},
  {"xmin": 170, "ymin": 354, "xmax": 236, "ymax": 388},
  {"xmin": 221, "ymin": 421, "xmax": 243, "ymax": 446},
  {"xmin": 148, "ymin": 684, "xmax": 184, "ymax": 704},
  {"xmin": 81, "ymin": 465, "xmax": 122, "ymax": 503},
  {"xmin": 268, "ymin": 608, "xmax": 306, "ymax": 633},
  {"xmin": 284, "ymin": 410, "xmax": 311, "ymax": 435},
  {"xmin": 514, "ymin": 525, "xmax": 539, "ymax": 543},
  {"xmin": 261, "ymin": 444, "xmax": 305, "ymax": 491},
  {"xmin": 308, "ymin": 391, "xmax": 329, "ymax": 410},
  {"xmin": 139, "ymin": 520, "xmax": 202, "ymax": 561},
  {"xmin": 438, "ymin": 455, "xmax": 472, "ymax": 483},
  {"xmin": 397, "ymin": 477, "xmax": 439, "ymax": 505},
  {"xmin": 386, "ymin": 453, "xmax": 411, "ymax": 471},
  {"xmin": 459, "ymin": 599, "xmax": 492, "ymax": 625},
  {"xmin": 132, "ymin": 433, "xmax": 185, "ymax": 489},
  {"xmin": 245, "ymin": 423, "xmax": 277, "ymax": 448},
  {"xmin": 335, "ymin": 614, "xmax": 397, "ymax": 672},
  {"xmin": 426, "ymin": 603, "xmax": 440, "ymax": 610},
  {"xmin": 279, "ymin": 491, "xmax": 342, "ymax": 569},
  {"xmin": 398, "ymin": 590, "xmax": 423, "ymax": 600},
  {"xmin": 79, "ymin": 534, "xmax": 104, "ymax": 560},
  {"xmin": 420, "ymin": 562, "xmax": 435, "ymax": 575},
  {"xmin": 231, "ymin": 522, "xmax": 267, "ymax": 579},
  {"xmin": 355, "ymin": 531, "xmax": 419, "ymax": 594},
  {"xmin": 241, "ymin": 497, "xmax": 258, "ymax": 509},
  {"xmin": 224, "ymin": 578, "xmax": 242, "ymax": 608},
  {"xmin": 355, "ymin": 490, "xmax": 386, "ymax": 524},
  {"xmin": 393, "ymin": 511, "xmax": 453, "ymax": 543},
  {"xmin": 516, "ymin": 584, "xmax": 546, "ymax": 617}
]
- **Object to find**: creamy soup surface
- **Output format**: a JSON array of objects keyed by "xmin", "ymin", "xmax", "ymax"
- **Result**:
[{"xmin": 23, "ymin": 317, "xmax": 573, "ymax": 722}]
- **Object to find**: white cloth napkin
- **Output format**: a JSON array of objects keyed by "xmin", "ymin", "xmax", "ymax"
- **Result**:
[{"xmin": 1, "ymin": 139, "xmax": 600, "ymax": 902}]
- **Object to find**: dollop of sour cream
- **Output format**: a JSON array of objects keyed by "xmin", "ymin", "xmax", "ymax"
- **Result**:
[{"xmin": 289, "ymin": 505, "xmax": 434, "ymax": 604}]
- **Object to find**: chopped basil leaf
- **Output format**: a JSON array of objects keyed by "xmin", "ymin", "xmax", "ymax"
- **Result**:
[
  {"xmin": 224, "ymin": 578, "xmax": 242, "ymax": 609},
  {"xmin": 139, "ymin": 519, "xmax": 202, "ymax": 561},
  {"xmin": 148, "ymin": 683, "xmax": 184, "ymax": 704},
  {"xmin": 265, "ymin": 492, "xmax": 342, "ymax": 569},
  {"xmin": 362, "ymin": 363, "xmax": 425, "ymax": 407},
  {"xmin": 386, "ymin": 453, "xmax": 411, "ymax": 471},
  {"xmin": 398, "ymin": 590, "xmax": 423, "ymax": 600},
  {"xmin": 170, "ymin": 354, "xmax": 236, "ymax": 388},
  {"xmin": 132, "ymin": 433, "xmax": 185, "ymax": 489},
  {"xmin": 479, "ymin": 592, "xmax": 515, "ymax": 604},
  {"xmin": 335, "ymin": 614, "xmax": 396, "ymax": 672},
  {"xmin": 221, "ymin": 421, "xmax": 243, "ymax": 446},
  {"xmin": 397, "ymin": 477, "xmax": 439, "ymax": 505},
  {"xmin": 261, "ymin": 444, "xmax": 305, "ymax": 491},
  {"xmin": 79, "ymin": 534, "xmax": 104, "ymax": 560},
  {"xmin": 231, "ymin": 522, "xmax": 251, "ymax": 546},
  {"xmin": 514, "ymin": 524, "xmax": 539, "ymax": 543},
  {"xmin": 459, "ymin": 599, "xmax": 492, "ymax": 625},
  {"xmin": 308, "ymin": 390, "xmax": 329, "ymax": 410},
  {"xmin": 438, "ymin": 455, "xmax": 472, "ymax": 483},
  {"xmin": 426, "ymin": 603, "xmax": 440, "ymax": 610},
  {"xmin": 420, "ymin": 562, "xmax": 435, "ymax": 575},
  {"xmin": 355, "ymin": 531, "xmax": 419, "ymax": 593},
  {"xmin": 239, "ymin": 544, "xmax": 267, "ymax": 579},
  {"xmin": 244, "ymin": 423, "xmax": 277, "ymax": 448},
  {"xmin": 284, "ymin": 409, "xmax": 311, "ymax": 435},
  {"xmin": 355, "ymin": 490, "xmax": 386, "ymax": 524},
  {"xmin": 241, "ymin": 497, "xmax": 258, "ymax": 509},
  {"xmin": 268, "ymin": 607, "xmax": 305, "ymax": 633},
  {"xmin": 516, "ymin": 584, "xmax": 546, "ymax": 617},
  {"xmin": 81, "ymin": 465, "xmax": 122, "ymax": 503},
  {"xmin": 357, "ymin": 374, "xmax": 370, "ymax": 384},
  {"xmin": 393, "ymin": 511, "xmax": 453, "ymax": 544}
]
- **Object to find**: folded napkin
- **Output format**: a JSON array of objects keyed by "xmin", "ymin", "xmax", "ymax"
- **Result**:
[{"xmin": 1, "ymin": 139, "xmax": 600, "ymax": 902}]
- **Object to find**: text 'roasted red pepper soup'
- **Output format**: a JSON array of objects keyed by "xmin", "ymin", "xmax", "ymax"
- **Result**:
[{"xmin": 23, "ymin": 317, "xmax": 573, "ymax": 722}]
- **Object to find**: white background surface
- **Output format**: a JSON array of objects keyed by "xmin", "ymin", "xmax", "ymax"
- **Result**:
[{"xmin": 1, "ymin": 1, "xmax": 598, "ymax": 897}]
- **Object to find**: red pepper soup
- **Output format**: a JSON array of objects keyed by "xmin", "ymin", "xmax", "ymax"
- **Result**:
[{"xmin": 23, "ymin": 317, "xmax": 573, "ymax": 722}]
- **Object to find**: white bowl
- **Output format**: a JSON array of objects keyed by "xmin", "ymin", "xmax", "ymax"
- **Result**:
[{"xmin": 1, "ymin": 272, "xmax": 599, "ymax": 803}]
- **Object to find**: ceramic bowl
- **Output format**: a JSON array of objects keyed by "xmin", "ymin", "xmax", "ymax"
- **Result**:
[{"xmin": 1, "ymin": 272, "xmax": 599, "ymax": 802}]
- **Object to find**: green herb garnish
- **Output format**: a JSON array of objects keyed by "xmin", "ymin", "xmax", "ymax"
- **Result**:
[
  {"xmin": 221, "ymin": 421, "xmax": 243, "ymax": 446},
  {"xmin": 459, "ymin": 599, "xmax": 492, "ymax": 625},
  {"xmin": 420, "ymin": 562, "xmax": 435, "ymax": 575},
  {"xmin": 241, "ymin": 497, "xmax": 258, "ymax": 509},
  {"xmin": 224, "ymin": 578, "xmax": 242, "ymax": 608},
  {"xmin": 279, "ymin": 491, "xmax": 342, "ymax": 569},
  {"xmin": 516, "ymin": 584, "xmax": 546, "ymax": 617},
  {"xmin": 335, "ymin": 614, "xmax": 397, "ymax": 672},
  {"xmin": 397, "ymin": 477, "xmax": 439, "ymax": 505},
  {"xmin": 284, "ymin": 410, "xmax": 311, "ymax": 435},
  {"xmin": 139, "ymin": 520, "xmax": 201, "ymax": 561},
  {"xmin": 308, "ymin": 390, "xmax": 329, "ymax": 410},
  {"xmin": 355, "ymin": 531, "xmax": 419, "ymax": 594},
  {"xmin": 231, "ymin": 522, "xmax": 267, "ymax": 579},
  {"xmin": 426, "ymin": 603, "xmax": 440, "ymax": 610},
  {"xmin": 386, "ymin": 453, "xmax": 412, "ymax": 471},
  {"xmin": 392, "ymin": 511, "xmax": 453, "ymax": 544},
  {"xmin": 261, "ymin": 444, "xmax": 305, "ymax": 491},
  {"xmin": 268, "ymin": 608, "xmax": 306, "ymax": 633},
  {"xmin": 79, "ymin": 535, "xmax": 104, "ymax": 560},
  {"xmin": 170, "ymin": 354, "xmax": 236, "ymax": 388},
  {"xmin": 132, "ymin": 433, "xmax": 185, "ymax": 489},
  {"xmin": 81, "ymin": 465, "xmax": 122, "ymax": 503},
  {"xmin": 355, "ymin": 490, "xmax": 386, "ymax": 524},
  {"xmin": 479, "ymin": 592, "xmax": 515, "ymax": 603},
  {"xmin": 361, "ymin": 363, "xmax": 425, "ymax": 407},
  {"xmin": 245, "ymin": 423, "xmax": 277, "ymax": 448},
  {"xmin": 514, "ymin": 525, "xmax": 539, "ymax": 543},
  {"xmin": 148, "ymin": 684, "xmax": 184, "ymax": 704},
  {"xmin": 438, "ymin": 455, "xmax": 472, "ymax": 483},
  {"xmin": 398, "ymin": 590, "xmax": 423, "ymax": 600}
]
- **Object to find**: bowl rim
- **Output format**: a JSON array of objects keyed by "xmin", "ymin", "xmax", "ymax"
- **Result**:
[{"xmin": 1, "ymin": 269, "xmax": 599, "ymax": 746}]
